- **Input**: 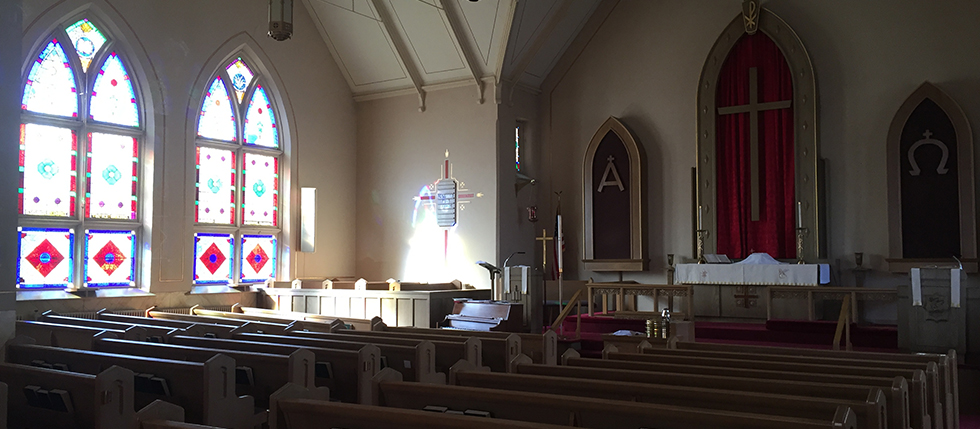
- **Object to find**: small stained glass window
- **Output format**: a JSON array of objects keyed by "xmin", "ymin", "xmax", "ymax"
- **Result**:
[
  {"xmin": 84, "ymin": 229, "xmax": 136, "ymax": 287},
  {"xmin": 90, "ymin": 53, "xmax": 139, "ymax": 127},
  {"xmin": 226, "ymin": 58, "xmax": 255, "ymax": 103},
  {"xmin": 18, "ymin": 227, "xmax": 74, "ymax": 288},
  {"xmin": 196, "ymin": 147, "xmax": 236, "ymax": 224},
  {"xmin": 242, "ymin": 153, "xmax": 278, "ymax": 226},
  {"xmin": 87, "ymin": 133, "xmax": 137, "ymax": 220},
  {"xmin": 194, "ymin": 232, "xmax": 233, "ymax": 284},
  {"xmin": 65, "ymin": 19, "xmax": 107, "ymax": 72},
  {"xmin": 20, "ymin": 124, "xmax": 77, "ymax": 217},
  {"xmin": 240, "ymin": 234, "xmax": 276, "ymax": 283},
  {"xmin": 515, "ymin": 125, "xmax": 521, "ymax": 171},
  {"xmin": 198, "ymin": 77, "xmax": 236, "ymax": 141},
  {"xmin": 243, "ymin": 85, "xmax": 278, "ymax": 148},
  {"xmin": 22, "ymin": 40, "xmax": 78, "ymax": 117}
]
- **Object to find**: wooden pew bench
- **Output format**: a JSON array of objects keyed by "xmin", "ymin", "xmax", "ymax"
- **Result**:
[
  {"xmin": 17, "ymin": 320, "xmax": 144, "ymax": 348},
  {"xmin": 675, "ymin": 341, "xmax": 958, "ymax": 429},
  {"xmin": 193, "ymin": 308, "xmax": 342, "ymax": 333},
  {"xmin": 372, "ymin": 378, "xmax": 858, "ymax": 429},
  {"xmin": 39, "ymin": 312, "xmax": 181, "ymax": 342},
  {"xmin": 0, "ymin": 362, "xmax": 135, "ymax": 429},
  {"xmin": 166, "ymin": 335, "xmax": 380, "ymax": 403},
  {"xmin": 238, "ymin": 306, "xmax": 382, "ymax": 331},
  {"xmin": 97, "ymin": 310, "xmax": 237, "ymax": 338},
  {"xmin": 148, "ymin": 310, "xmax": 294, "ymax": 335},
  {"xmin": 450, "ymin": 368, "xmax": 886, "ymax": 429},
  {"xmin": 331, "ymin": 329, "xmax": 520, "ymax": 373},
  {"xmin": 513, "ymin": 361, "xmax": 910, "ymax": 429},
  {"xmin": 379, "ymin": 325, "xmax": 558, "ymax": 365},
  {"xmin": 93, "ymin": 337, "xmax": 315, "ymax": 411},
  {"xmin": 275, "ymin": 330, "xmax": 473, "ymax": 377},
  {"xmin": 567, "ymin": 353, "xmax": 927, "ymax": 429},
  {"xmin": 6, "ymin": 338, "xmax": 254, "ymax": 429}
]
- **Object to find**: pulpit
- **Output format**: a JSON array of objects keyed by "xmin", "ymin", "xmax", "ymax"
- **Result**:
[{"xmin": 898, "ymin": 267, "xmax": 974, "ymax": 355}]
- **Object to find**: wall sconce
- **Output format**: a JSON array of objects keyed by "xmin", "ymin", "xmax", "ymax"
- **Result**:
[{"xmin": 268, "ymin": 0, "xmax": 293, "ymax": 41}]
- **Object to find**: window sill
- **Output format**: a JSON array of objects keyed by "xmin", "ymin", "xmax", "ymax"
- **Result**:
[
  {"xmin": 16, "ymin": 287, "xmax": 154, "ymax": 301},
  {"xmin": 188, "ymin": 285, "xmax": 252, "ymax": 295}
]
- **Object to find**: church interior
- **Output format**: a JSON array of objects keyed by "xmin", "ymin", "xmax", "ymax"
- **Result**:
[{"xmin": 1, "ymin": 0, "xmax": 979, "ymax": 427}]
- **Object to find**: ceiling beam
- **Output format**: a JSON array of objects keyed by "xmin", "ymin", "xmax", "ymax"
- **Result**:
[
  {"xmin": 371, "ymin": 0, "xmax": 428, "ymax": 112},
  {"xmin": 505, "ymin": 0, "xmax": 571, "ymax": 105},
  {"xmin": 493, "ymin": 0, "xmax": 518, "ymax": 104},
  {"xmin": 439, "ymin": 0, "xmax": 487, "ymax": 105}
]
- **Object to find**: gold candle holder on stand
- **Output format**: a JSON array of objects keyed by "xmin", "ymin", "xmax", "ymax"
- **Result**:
[
  {"xmin": 796, "ymin": 227, "xmax": 808, "ymax": 264},
  {"xmin": 696, "ymin": 229, "xmax": 708, "ymax": 264}
]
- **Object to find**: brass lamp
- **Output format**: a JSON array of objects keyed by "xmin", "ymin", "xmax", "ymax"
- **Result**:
[{"xmin": 269, "ymin": 0, "xmax": 293, "ymax": 41}]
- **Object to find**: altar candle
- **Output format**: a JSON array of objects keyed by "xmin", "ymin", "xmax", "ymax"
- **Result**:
[
  {"xmin": 697, "ymin": 205, "xmax": 703, "ymax": 230},
  {"xmin": 797, "ymin": 201, "xmax": 803, "ymax": 228}
]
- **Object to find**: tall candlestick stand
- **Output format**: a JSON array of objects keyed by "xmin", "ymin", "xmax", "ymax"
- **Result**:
[
  {"xmin": 696, "ymin": 229, "xmax": 708, "ymax": 264},
  {"xmin": 796, "ymin": 227, "xmax": 808, "ymax": 264}
]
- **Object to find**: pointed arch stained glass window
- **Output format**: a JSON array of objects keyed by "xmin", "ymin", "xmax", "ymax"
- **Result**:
[
  {"xmin": 241, "ymin": 234, "xmax": 276, "ymax": 283},
  {"xmin": 87, "ymin": 133, "xmax": 137, "ymax": 220},
  {"xmin": 22, "ymin": 40, "xmax": 78, "ymax": 117},
  {"xmin": 226, "ymin": 58, "xmax": 255, "ymax": 103},
  {"xmin": 19, "ymin": 124, "xmax": 77, "ymax": 217},
  {"xmin": 90, "ymin": 53, "xmax": 139, "ymax": 127},
  {"xmin": 242, "ymin": 153, "xmax": 278, "ymax": 226},
  {"xmin": 196, "ymin": 147, "xmax": 236, "ymax": 224},
  {"xmin": 198, "ymin": 77, "xmax": 236, "ymax": 141},
  {"xmin": 243, "ymin": 85, "xmax": 278, "ymax": 148},
  {"xmin": 65, "ymin": 18, "xmax": 107, "ymax": 72},
  {"xmin": 84, "ymin": 229, "xmax": 136, "ymax": 287},
  {"xmin": 18, "ymin": 227, "xmax": 74, "ymax": 288},
  {"xmin": 194, "ymin": 232, "xmax": 233, "ymax": 284}
]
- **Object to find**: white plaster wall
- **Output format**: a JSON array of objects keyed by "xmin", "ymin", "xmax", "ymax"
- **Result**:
[
  {"xmin": 355, "ymin": 84, "xmax": 498, "ymax": 288},
  {"xmin": 496, "ymin": 84, "xmax": 542, "ymax": 272},
  {"xmin": 541, "ymin": 0, "xmax": 980, "ymax": 287},
  {"xmin": 19, "ymin": 0, "xmax": 356, "ymax": 292}
]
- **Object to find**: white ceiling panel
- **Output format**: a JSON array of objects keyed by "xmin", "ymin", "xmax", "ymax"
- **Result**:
[
  {"xmin": 507, "ymin": 0, "xmax": 558, "ymax": 66},
  {"xmin": 307, "ymin": 0, "xmax": 409, "ymax": 89},
  {"xmin": 457, "ymin": 0, "xmax": 500, "ymax": 66},
  {"xmin": 353, "ymin": 0, "xmax": 378, "ymax": 19},
  {"xmin": 520, "ymin": 0, "xmax": 600, "ymax": 87},
  {"xmin": 386, "ymin": 0, "xmax": 466, "ymax": 79}
]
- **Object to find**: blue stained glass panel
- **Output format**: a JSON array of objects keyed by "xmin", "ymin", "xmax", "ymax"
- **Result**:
[
  {"xmin": 65, "ymin": 19, "xmax": 107, "ymax": 72},
  {"xmin": 242, "ymin": 153, "xmax": 278, "ymax": 226},
  {"xmin": 18, "ymin": 227, "xmax": 74, "ymax": 288},
  {"xmin": 243, "ymin": 85, "xmax": 278, "ymax": 148},
  {"xmin": 84, "ymin": 229, "xmax": 136, "ymax": 287},
  {"xmin": 22, "ymin": 40, "xmax": 78, "ymax": 117},
  {"xmin": 20, "ymin": 124, "xmax": 77, "ymax": 217},
  {"xmin": 226, "ymin": 58, "xmax": 255, "ymax": 103},
  {"xmin": 194, "ymin": 232, "xmax": 233, "ymax": 285},
  {"xmin": 198, "ymin": 77, "xmax": 236, "ymax": 141},
  {"xmin": 87, "ymin": 133, "xmax": 137, "ymax": 220},
  {"xmin": 196, "ymin": 147, "xmax": 235, "ymax": 224},
  {"xmin": 90, "ymin": 53, "xmax": 140, "ymax": 127},
  {"xmin": 240, "ymin": 234, "xmax": 276, "ymax": 283}
]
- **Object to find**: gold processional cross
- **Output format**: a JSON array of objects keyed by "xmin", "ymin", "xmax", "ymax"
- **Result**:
[
  {"xmin": 535, "ymin": 229, "xmax": 553, "ymax": 275},
  {"xmin": 716, "ymin": 67, "xmax": 792, "ymax": 221}
]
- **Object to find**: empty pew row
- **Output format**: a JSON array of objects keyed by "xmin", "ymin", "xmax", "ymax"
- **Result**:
[
  {"xmin": 39, "ymin": 311, "xmax": 182, "ymax": 342},
  {"xmin": 192, "ymin": 307, "xmax": 343, "ymax": 333},
  {"xmin": 98, "ymin": 310, "xmax": 238, "ymax": 338},
  {"xmin": 236, "ymin": 305, "xmax": 382, "ymax": 330},
  {"xmin": 378, "ymin": 324, "xmax": 558, "ymax": 365},
  {"xmin": 329, "ymin": 328, "xmax": 520, "ymax": 373}
]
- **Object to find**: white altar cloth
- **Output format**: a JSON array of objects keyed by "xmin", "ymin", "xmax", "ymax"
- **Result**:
[{"xmin": 676, "ymin": 262, "xmax": 830, "ymax": 286}]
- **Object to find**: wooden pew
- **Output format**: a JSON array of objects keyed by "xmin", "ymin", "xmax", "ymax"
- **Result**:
[
  {"xmin": 98, "ymin": 310, "xmax": 237, "ymax": 338},
  {"xmin": 372, "ymin": 378, "xmax": 858, "ymax": 429},
  {"xmin": 0, "ymin": 362, "xmax": 135, "ymax": 429},
  {"xmin": 93, "ymin": 337, "xmax": 315, "ymax": 410},
  {"xmin": 17, "ymin": 320, "xmax": 143, "ymax": 348},
  {"xmin": 6, "ymin": 338, "xmax": 254, "ymax": 429},
  {"xmin": 192, "ymin": 308, "xmax": 342, "ymax": 333},
  {"xmin": 330, "ymin": 329, "xmax": 520, "ymax": 373},
  {"xmin": 637, "ymin": 345, "xmax": 951, "ymax": 429},
  {"xmin": 675, "ymin": 341, "xmax": 958, "ymax": 429},
  {"xmin": 275, "ymin": 330, "xmax": 477, "ymax": 376},
  {"xmin": 450, "ymin": 368, "xmax": 886, "ymax": 429},
  {"xmin": 567, "ymin": 353, "xmax": 929, "ymax": 429},
  {"xmin": 379, "ymin": 325, "xmax": 558, "ymax": 365},
  {"xmin": 165, "ymin": 334, "xmax": 380, "ymax": 403},
  {"xmin": 148, "ymin": 310, "xmax": 295, "ymax": 334},
  {"xmin": 38, "ymin": 312, "xmax": 181, "ymax": 342},
  {"xmin": 237, "ymin": 306, "xmax": 381, "ymax": 331},
  {"xmin": 514, "ymin": 361, "xmax": 910, "ymax": 429}
]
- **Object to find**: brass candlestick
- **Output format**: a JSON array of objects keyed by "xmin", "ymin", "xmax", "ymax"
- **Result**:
[
  {"xmin": 696, "ymin": 229, "xmax": 708, "ymax": 264},
  {"xmin": 796, "ymin": 227, "xmax": 808, "ymax": 264}
]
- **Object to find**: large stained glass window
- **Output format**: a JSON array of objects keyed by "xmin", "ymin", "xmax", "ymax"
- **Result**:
[
  {"xmin": 18, "ymin": 227, "xmax": 74, "ymax": 288},
  {"xmin": 19, "ymin": 17, "xmax": 144, "ymax": 289},
  {"xmin": 195, "ymin": 55, "xmax": 282, "ymax": 285},
  {"xmin": 84, "ymin": 230, "xmax": 136, "ymax": 287},
  {"xmin": 194, "ymin": 233, "xmax": 233, "ymax": 285}
]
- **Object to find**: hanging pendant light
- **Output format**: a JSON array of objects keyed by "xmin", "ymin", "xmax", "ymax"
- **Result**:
[{"xmin": 268, "ymin": 0, "xmax": 293, "ymax": 41}]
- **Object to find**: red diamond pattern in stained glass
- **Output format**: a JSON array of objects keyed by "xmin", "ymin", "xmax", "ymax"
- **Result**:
[
  {"xmin": 246, "ymin": 244, "xmax": 269, "ymax": 274},
  {"xmin": 199, "ymin": 242, "xmax": 226, "ymax": 275},
  {"xmin": 93, "ymin": 240, "xmax": 126, "ymax": 276},
  {"xmin": 25, "ymin": 239, "xmax": 64, "ymax": 278}
]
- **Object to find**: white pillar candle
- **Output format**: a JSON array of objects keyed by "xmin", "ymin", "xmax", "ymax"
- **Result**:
[
  {"xmin": 797, "ymin": 201, "xmax": 803, "ymax": 228},
  {"xmin": 697, "ymin": 205, "xmax": 703, "ymax": 230}
]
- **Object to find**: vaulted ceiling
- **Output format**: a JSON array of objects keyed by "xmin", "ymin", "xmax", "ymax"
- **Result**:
[{"xmin": 303, "ymin": 0, "xmax": 601, "ymax": 110}]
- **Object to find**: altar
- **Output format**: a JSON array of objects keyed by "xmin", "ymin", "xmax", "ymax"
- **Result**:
[{"xmin": 676, "ymin": 258, "xmax": 830, "ymax": 319}]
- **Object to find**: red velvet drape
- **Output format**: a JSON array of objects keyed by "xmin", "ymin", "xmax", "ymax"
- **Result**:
[{"xmin": 716, "ymin": 33, "xmax": 795, "ymax": 259}]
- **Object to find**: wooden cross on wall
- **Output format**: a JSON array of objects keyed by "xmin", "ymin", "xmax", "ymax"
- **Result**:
[{"xmin": 717, "ymin": 67, "xmax": 792, "ymax": 221}]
